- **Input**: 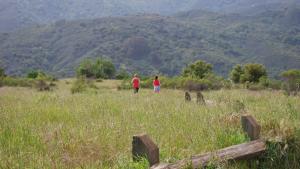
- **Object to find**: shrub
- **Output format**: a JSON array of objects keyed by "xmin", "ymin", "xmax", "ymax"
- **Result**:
[
  {"xmin": 242, "ymin": 63, "xmax": 267, "ymax": 83},
  {"xmin": 230, "ymin": 64, "xmax": 243, "ymax": 83},
  {"xmin": 230, "ymin": 63, "xmax": 267, "ymax": 84},
  {"xmin": 183, "ymin": 78, "xmax": 210, "ymax": 91},
  {"xmin": 116, "ymin": 69, "xmax": 130, "ymax": 80},
  {"xmin": 1, "ymin": 77, "xmax": 35, "ymax": 87},
  {"xmin": 76, "ymin": 58, "xmax": 116, "ymax": 79},
  {"xmin": 281, "ymin": 69, "xmax": 300, "ymax": 94},
  {"xmin": 258, "ymin": 77, "xmax": 282, "ymax": 90},
  {"xmin": 182, "ymin": 60, "xmax": 213, "ymax": 79},
  {"xmin": 259, "ymin": 135, "xmax": 300, "ymax": 168},
  {"xmin": 0, "ymin": 67, "xmax": 5, "ymax": 78},
  {"xmin": 119, "ymin": 75, "xmax": 229, "ymax": 91},
  {"xmin": 117, "ymin": 79, "xmax": 132, "ymax": 90},
  {"xmin": 35, "ymin": 80, "xmax": 50, "ymax": 91},
  {"xmin": 71, "ymin": 77, "xmax": 98, "ymax": 94},
  {"xmin": 27, "ymin": 70, "xmax": 39, "ymax": 79},
  {"xmin": 71, "ymin": 78, "xmax": 87, "ymax": 94}
]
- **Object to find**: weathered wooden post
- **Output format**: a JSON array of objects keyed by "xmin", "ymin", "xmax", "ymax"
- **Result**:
[
  {"xmin": 196, "ymin": 92, "xmax": 205, "ymax": 105},
  {"xmin": 241, "ymin": 115, "xmax": 261, "ymax": 140},
  {"xmin": 132, "ymin": 134, "xmax": 160, "ymax": 166},
  {"xmin": 185, "ymin": 92, "xmax": 191, "ymax": 102}
]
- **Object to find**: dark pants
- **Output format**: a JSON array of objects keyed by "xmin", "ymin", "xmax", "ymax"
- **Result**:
[{"xmin": 134, "ymin": 87, "xmax": 139, "ymax": 94}]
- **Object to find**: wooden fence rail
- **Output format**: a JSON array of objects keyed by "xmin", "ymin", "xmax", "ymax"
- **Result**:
[{"xmin": 132, "ymin": 115, "xmax": 266, "ymax": 168}]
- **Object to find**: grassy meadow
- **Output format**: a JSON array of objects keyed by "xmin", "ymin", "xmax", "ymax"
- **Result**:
[{"xmin": 0, "ymin": 79, "xmax": 300, "ymax": 168}]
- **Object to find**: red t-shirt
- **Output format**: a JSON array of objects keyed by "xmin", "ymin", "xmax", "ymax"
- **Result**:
[
  {"xmin": 132, "ymin": 78, "xmax": 140, "ymax": 88},
  {"xmin": 153, "ymin": 79, "xmax": 160, "ymax": 86}
]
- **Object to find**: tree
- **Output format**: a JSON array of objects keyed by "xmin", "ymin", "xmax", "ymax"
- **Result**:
[
  {"xmin": 0, "ymin": 67, "xmax": 4, "ymax": 77},
  {"xmin": 0, "ymin": 61, "xmax": 4, "ymax": 78},
  {"xmin": 76, "ymin": 59, "xmax": 94, "ymax": 78},
  {"xmin": 281, "ymin": 69, "xmax": 300, "ymax": 92},
  {"xmin": 27, "ymin": 70, "xmax": 39, "ymax": 79},
  {"xmin": 230, "ymin": 64, "xmax": 244, "ymax": 83},
  {"xmin": 76, "ymin": 58, "xmax": 116, "ymax": 79},
  {"xmin": 116, "ymin": 68, "xmax": 130, "ymax": 80},
  {"xmin": 242, "ymin": 64, "xmax": 267, "ymax": 83},
  {"xmin": 183, "ymin": 60, "xmax": 213, "ymax": 79}
]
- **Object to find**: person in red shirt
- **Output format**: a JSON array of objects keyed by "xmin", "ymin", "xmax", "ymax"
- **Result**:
[
  {"xmin": 131, "ymin": 74, "xmax": 140, "ymax": 94},
  {"xmin": 153, "ymin": 76, "xmax": 160, "ymax": 93}
]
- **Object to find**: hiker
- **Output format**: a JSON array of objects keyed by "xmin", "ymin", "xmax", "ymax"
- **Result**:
[
  {"xmin": 153, "ymin": 76, "xmax": 160, "ymax": 93},
  {"xmin": 131, "ymin": 74, "xmax": 140, "ymax": 94}
]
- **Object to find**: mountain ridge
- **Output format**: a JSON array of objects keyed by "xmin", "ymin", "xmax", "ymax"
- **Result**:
[
  {"xmin": 1, "ymin": 0, "xmax": 297, "ymax": 32},
  {"xmin": 1, "ymin": 7, "xmax": 299, "ymax": 77}
]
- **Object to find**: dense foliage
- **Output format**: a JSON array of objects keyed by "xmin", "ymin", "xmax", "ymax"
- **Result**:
[
  {"xmin": 230, "ymin": 63, "xmax": 267, "ymax": 83},
  {"xmin": 27, "ymin": 70, "xmax": 39, "ymax": 79},
  {"xmin": 0, "ymin": 67, "xmax": 4, "ymax": 77},
  {"xmin": 1, "ymin": 7, "xmax": 300, "ymax": 77},
  {"xmin": 182, "ymin": 60, "xmax": 212, "ymax": 79},
  {"xmin": 116, "ymin": 69, "xmax": 130, "ymax": 80},
  {"xmin": 230, "ymin": 64, "xmax": 244, "ymax": 83},
  {"xmin": 1, "ymin": 0, "xmax": 295, "ymax": 32},
  {"xmin": 76, "ymin": 58, "xmax": 116, "ymax": 79},
  {"xmin": 281, "ymin": 69, "xmax": 300, "ymax": 93}
]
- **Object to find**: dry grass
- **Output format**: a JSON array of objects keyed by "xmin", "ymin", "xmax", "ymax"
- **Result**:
[{"xmin": 0, "ymin": 80, "xmax": 299, "ymax": 168}]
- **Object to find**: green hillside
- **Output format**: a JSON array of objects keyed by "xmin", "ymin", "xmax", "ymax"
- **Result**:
[
  {"xmin": 0, "ymin": 8, "xmax": 300, "ymax": 77},
  {"xmin": 2, "ymin": 0, "xmax": 296, "ymax": 32}
]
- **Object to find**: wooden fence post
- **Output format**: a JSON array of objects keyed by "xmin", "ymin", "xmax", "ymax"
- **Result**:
[
  {"xmin": 196, "ymin": 92, "xmax": 205, "ymax": 105},
  {"xmin": 132, "ymin": 134, "xmax": 160, "ymax": 166},
  {"xmin": 185, "ymin": 92, "xmax": 191, "ymax": 101},
  {"xmin": 241, "ymin": 115, "xmax": 261, "ymax": 140}
]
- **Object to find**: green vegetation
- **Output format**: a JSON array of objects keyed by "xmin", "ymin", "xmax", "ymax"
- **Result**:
[
  {"xmin": 0, "ymin": 67, "xmax": 4, "ymax": 78},
  {"xmin": 1, "ymin": 0, "xmax": 294, "ymax": 32},
  {"xmin": 0, "ymin": 67, "xmax": 56, "ymax": 91},
  {"xmin": 76, "ymin": 58, "xmax": 116, "ymax": 79},
  {"xmin": 116, "ymin": 69, "xmax": 130, "ymax": 80},
  {"xmin": 118, "ymin": 60, "xmax": 228, "ymax": 91},
  {"xmin": 230, "ymin": 64, "xmax": 244, "ymax": 84},
  {"xmin": 1, "ymin": 7, "xmax": 300, "ymax": 77},
  {"xmin": 230, "ymin": 63, "xmax": 267, "ymax": 84},
  {"xmin": 71, "ymin": 77, "xmax": 98, "ymax": 94},
  {"xmin": 281, "ymin": 69, "xmax": 300, "ymax": 95},
  {"xmin": 27, "ymin": 70, "xmax": 40, "ymax": 79},
  {"xmin": 0, "ymin": 80, "xmax": 299, "ymax": 168},
  {"xmin": 182, "ymin": 60, "xmax": 212, "ymax": 79}
]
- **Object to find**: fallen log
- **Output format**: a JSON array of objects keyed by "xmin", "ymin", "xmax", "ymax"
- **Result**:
[{"xmin": 151, "ymin": 139, "xmax": 266, "ymax": 169}]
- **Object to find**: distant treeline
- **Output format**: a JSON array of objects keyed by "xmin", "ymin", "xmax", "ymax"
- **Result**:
[{"xmin": 1, "ymin": 58, "xmax": 300, "ymax": 95}]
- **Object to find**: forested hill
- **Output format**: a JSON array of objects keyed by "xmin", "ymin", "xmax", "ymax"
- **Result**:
[
  {"xmin": 0, "ymin": 7, "xmax": 300, "ymax": 77},
  {"xmin": 1, "ymin": 0, "xmax": 298, "ymax": 32}
]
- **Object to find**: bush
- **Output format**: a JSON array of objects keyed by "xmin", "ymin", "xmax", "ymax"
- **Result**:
[
  {"xmin": 230, "ymin": 64, "xmax": 243, "ymax": 83},
  {"xmin": 0, "ymin": 67, "xmax": 5, "ymax": 78},
  {"xmin": 35, "ymin": 80, "xmax": 51, "ymax": 91},
  {"xmin": 258, "ymin": 77, "xmax": 282, "ymax": 90},
  {"xmin": 281, "ymin": 69, "xmax": 300, "ymax": 95},
  {"xmin": 117, "ymin": 78, "xmax": 132, "ymax": 90},
  {"xmin": 27, "ymin": 70, "xmax": 39, "ymax": 79},
  {"xmin": 118, "ymin": 74, "xmax": 229, "ymax": 91},
  {"xmin": 71, "ymin": 78, "xmax": 87, "ymax": 94},
  {"xmin": 71, "ymin": 77, "xmax": 98, "ymax": 94},
  {"xmin": 183, "ymin": 78, "xmax": 210, "ymax": 91},
  {"xmin": 182, "ymin": 60, "xmax": 212, "ymax": 79},
  {"xmin": 116, "ymin": 69, "xmax": 130, "ymax": 80},
  {"xmin": 76, "ymin": 58, "xmax": 116, "ymax": 79},
  {"xmin": 1, "ymin": 77, "xmax": 35, "ymax": 87},
  {"xmin": 230, "ymin": 63, "xmax": 267, "ymax": 84}
]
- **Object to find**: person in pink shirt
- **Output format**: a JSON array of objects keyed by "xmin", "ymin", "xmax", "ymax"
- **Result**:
[
  {"xmin": 131, "ymin": 74, "xmax": 140, "ymax": 94},
  {"xmin": 153, "ymin": 76, "xmax": 160, "ymax": 93}
]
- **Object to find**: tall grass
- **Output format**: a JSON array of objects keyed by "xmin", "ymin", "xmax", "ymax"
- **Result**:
[{"xmin": 0, "ymin": 80, "xmax": 299, "ymax": 168}]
